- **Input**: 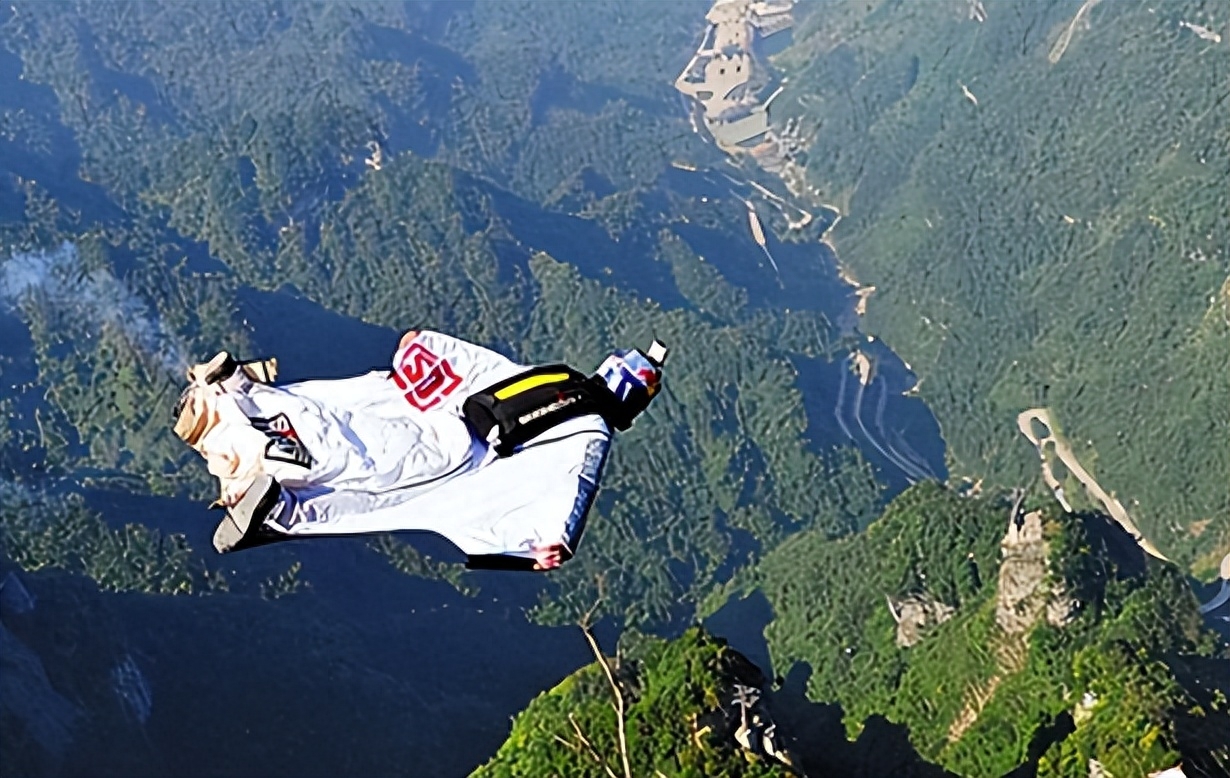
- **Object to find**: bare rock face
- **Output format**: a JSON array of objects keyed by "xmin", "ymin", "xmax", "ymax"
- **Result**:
[
  {"xmin": 890, "ymin": 594, "xmax": 956, "ymax": 648},
  {"xmin": 996, "ymin": 510, "xmax": 1051, "ymax": 635},
  {"xmin": 1046, "ymin": 585, "xmax": 1078, "ymax": 628}
]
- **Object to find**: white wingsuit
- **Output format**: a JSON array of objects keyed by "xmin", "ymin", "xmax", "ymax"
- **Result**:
[{"xmin": 177, "ymin": 331, "xmax": 615, "ymax": 568}]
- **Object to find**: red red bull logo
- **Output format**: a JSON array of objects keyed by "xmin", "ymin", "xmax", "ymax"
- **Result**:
[{"xmin": 634, "ymin": 364, "xmax": 660, "ymax": 396}]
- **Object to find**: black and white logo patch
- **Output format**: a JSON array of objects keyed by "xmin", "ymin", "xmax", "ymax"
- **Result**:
[{"xmin": 251, "ymin": 414, "xmax": 314, "ymax": 469}]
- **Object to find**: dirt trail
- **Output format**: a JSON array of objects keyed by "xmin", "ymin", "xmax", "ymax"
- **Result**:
[
  {"xmin": 1048, "ymin": 0, "xmax": 1103, "ymax": 64},
  {"xmin": 1017, "ymin": 408, "xmax": 1169, "ymax": 561}
]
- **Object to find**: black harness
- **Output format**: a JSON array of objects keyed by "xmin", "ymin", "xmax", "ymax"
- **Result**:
[{"xmin": 462, "ymin": 364, "xmax": 637, "ymax": 458}]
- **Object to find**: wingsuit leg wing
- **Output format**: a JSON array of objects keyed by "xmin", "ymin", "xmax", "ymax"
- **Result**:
[{"xmin": 217, "ymin": 416, "xmax": 610, "ymax": 568}]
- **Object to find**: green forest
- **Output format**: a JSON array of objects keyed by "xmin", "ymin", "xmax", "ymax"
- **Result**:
[
  {"xmin": 477, "ymin": 484, "xmax": 1230, "ymax": 777},
  {"xmin": 0, "ymin": 1, "xmax": 1226, "ymax": 776},
  {"xmin": 738, "ymin": 483, "xmax": 1228, "ymax": 777},
  {"xmin": 0, "ymin": 0, "xmax": 888, "ymax": 628},
  {"xmin": 474, "ymin": 627, "xmax": 790, "ymax": 778},
  {"xmin": 774, "ymin": 0, "xmax": 1230, "ymax": 568}
]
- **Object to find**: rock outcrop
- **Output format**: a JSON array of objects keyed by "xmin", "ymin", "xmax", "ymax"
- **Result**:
[{"xmin": 888, "ymin": 593, "xmax": 955, "ymax": 648}]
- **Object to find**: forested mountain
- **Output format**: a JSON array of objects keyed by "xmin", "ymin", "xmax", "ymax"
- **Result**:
[
  {"xmin": 0, "ymin": 1, "xmax": 1225, "ymax": 776},
  {"xmin": 0, "ymin": 0, "xmax": 884, "ymax": 629},
  {"xmin": 474, "ymin": 483, "xmax": 1230, "ymax": 777},
  {"xmin": 773, "ymin": 0, "xmax": 1229, "ymax": 568}
]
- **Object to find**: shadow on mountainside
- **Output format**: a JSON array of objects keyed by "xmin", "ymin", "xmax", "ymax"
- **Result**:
[
  {"xmin": 1168, "ymin": 655, "xmax": 1230, "ymax": 777},
  {"xmin": 769, "ymin": 661, "xmax": 956, "ymax": 778},
  {"xmin": 705, "ymin": 590, "xmax": 953, "ymax": 777}
]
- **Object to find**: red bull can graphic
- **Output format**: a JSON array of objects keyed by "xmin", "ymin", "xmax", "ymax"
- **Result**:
[{"xmin": 596, "ymin": 347, "xmax": 664, "ymax": 414}]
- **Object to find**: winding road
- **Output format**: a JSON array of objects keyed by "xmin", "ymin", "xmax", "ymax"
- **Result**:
[
  {"xmin": 1017, "ymin": 408, "xmax": 1168, "ymax": 560},
  {"xmin": 1018, "ymin": 408, "xmax": 1230, "ymax": 617}
]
